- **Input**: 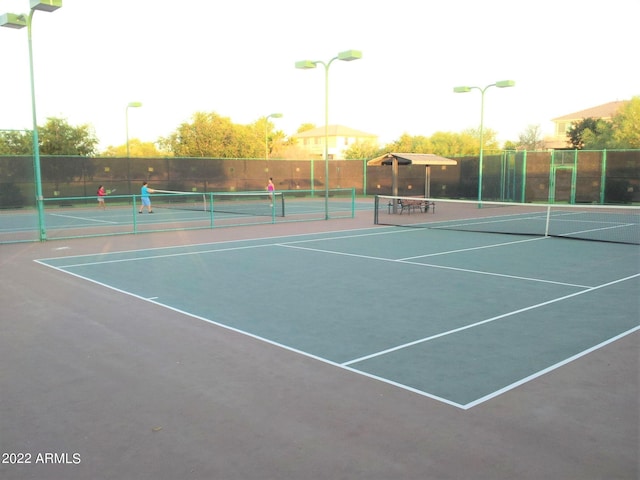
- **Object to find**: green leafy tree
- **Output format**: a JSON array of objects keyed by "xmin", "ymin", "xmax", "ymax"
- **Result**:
[
  {"xmin": 160, "ymin": 112, "xmax": 263, "ymax": 158},
  {"xmin": 610, "ymin": 96, "xmax": 640, "ymax": 148},
  {"xmin": 0, "ymin": 130, "xmax": 32, "ymax": 155},
  {"xmin": 383, "ymin": 133, "xmax": 433, "ymax": 153},
  {"xmin": 430, "ymin": 131, "xmax": 479, "ymax": 156},
  {"xmin": 463, "ymin": 127, "xmax": 500, "ymax": 154},
  {"xmin": 1, "ymin": 118, "xmax": 99, "ymax": 192},
  {"xmin": 568, "ymin": 97, "xmax": 640, "ymax": 149},
  {"xmin": 39, "ymin": 117, "xmax": 98, "ymax": 156},
  {"xmin": 343, "ymin": 141, "xmax": 383, "ymax": 160},
  {"xmin": 101, "ymin": 139, "xmax": 166, "ymax": 157},
  {"xmin": 567, "ymin": 117, "xmax": 602, "ymax": 149},
  {"xmin": 0, "ymin": 118, "xmax": 97, "ymax": 156}
]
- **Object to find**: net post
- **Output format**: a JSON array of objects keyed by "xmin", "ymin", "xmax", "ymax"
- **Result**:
[
  {"xmin": 274, "ymin": 192, "xmax": 284, "ymax": 218},
  {"xmin": 374, "ymin": 195, "xmax": 379, "ymax": 224},
  {"xmin": 208, "ymin": 192, "xmax": 214, "ymax": 228},
  {"xmin": 545, "ymin": 204, "xmax": 552, "ymax": 237},
  {"xmin": 271, "ymin": 191, "xmax": 276, "ymax": 223},
  {"xmin": 351, "ymin": 188, "xmax": 355, "ymax": 218}
]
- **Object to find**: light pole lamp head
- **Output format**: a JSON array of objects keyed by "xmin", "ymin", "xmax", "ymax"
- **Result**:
[
  {"xmin": 337, "ymin": 50, "xmax": 362, "ymax": 61},
  {"xmin": 295, "ymin": 60, "xmax": 317, "ymax": 69},
  {"xmin": 268, "ymin": 113, "xmax": 283, "ymax": 119},
  {"xmin": 30, "ymin": 0, "xmax": 62, "ymax": 13},
  {"xmin": 453, "ymin": 86, "xmax": 471, "ymax": 93},
  {"xmin": 496, "ymin": 80, "xmax": 515, "ymax": 88},
  {"xmin": 0, "ymin": 13, "xmax": 27, "ymax": 28},
  {"xmin": 127, "ymin": 102, "xmax": 142, "ymax": 108}
]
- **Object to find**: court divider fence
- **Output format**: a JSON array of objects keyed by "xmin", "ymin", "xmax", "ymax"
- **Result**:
[{"xmin": 0, "ymin": 188, "xmax": 356, "ymax": 242}]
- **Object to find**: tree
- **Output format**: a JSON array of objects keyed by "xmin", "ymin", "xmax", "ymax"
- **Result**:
[
  {"xmin": 430, "ymin": 131, "xmax": 478, "ymax": 156},
  {"xmin": 567, "ymin": 97, "xmax": 640, "ymax": 149},
  {"xmin": 383, "ymin": 133, "xmax": 433, "ymax": 154},
  {"xmin": 101, "ymin": 139, "xmax": 166, "ymax": 157},
  {"xmin": 516, "ymin": 124, "xmax": 545, "ymax": 151},
  {"xmin": 610, "ymin": 96, "xmax": 640, "ymax": 148},
  {"xmin": 160, "ymin": 112, "xmax": 264, "ymax": 158},
  {"xmin": 39, "ymin": 117, "xmax": 98, "ymax": 156},
  {"xmin": 567, "ymin": 117, "xmax": 605, "ymax": 149},
  {"xmin": 0, "ymin": 117, "xmax": 98, "ymax": 156},
  {"xmin": 0, "ymin": 130, "xmax": 32, "ymax": 155},
  {"xmin": 343, "ymin": 141, "xmax": 382, "ymax": 160}
]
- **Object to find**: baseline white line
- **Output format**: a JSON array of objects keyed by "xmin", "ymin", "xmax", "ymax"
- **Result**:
[
  {"xmin": 277, "ymin": 243, "xmax": 592, "ymax": 288},
  {"xmin": 52, "ymin": 243, "xmax": 275, "ymax": 268},
  {"xmin": 462, "ymin": 325, "xmax": 640, "ymax": 409},
  {"xmin": 35, "ymin": 259, "xmax": 468, "ymax": 409},
  {"xmin": 342, "ymin": 273, "xmax": 640, "ymax": 367}
]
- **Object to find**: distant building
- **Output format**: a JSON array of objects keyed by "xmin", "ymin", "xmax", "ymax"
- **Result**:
[
  {"xmin": 294, "ymin": 125, "xmax": 378, "ymax": 160},
  {"xmin": 545, "ymin": 100, "xmax": 629, "ymax": 149}
]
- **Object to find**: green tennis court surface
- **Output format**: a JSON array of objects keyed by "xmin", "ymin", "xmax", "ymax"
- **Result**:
[{"xmin": 36, "ymin": 226, "xmax": 640, "ymax": 408}]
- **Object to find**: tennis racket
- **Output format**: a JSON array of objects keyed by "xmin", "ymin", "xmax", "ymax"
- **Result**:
[{"xmin": 107, "ymin": 188, "xmax": 116, "ymax": 194}]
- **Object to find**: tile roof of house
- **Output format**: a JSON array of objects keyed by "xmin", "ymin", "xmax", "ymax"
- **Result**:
[
  {"xmin": 294, "ymin": 125, "xmax": 378, "ymax": 138},
  {"xmin": 552, "ymin": 100, "xmax": 629, "ymax": 121}
]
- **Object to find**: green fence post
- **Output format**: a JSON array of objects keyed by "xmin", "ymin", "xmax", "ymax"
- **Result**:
[
  {"xmin": 521, "ymin": 150, "xmax": 527, "ymax": 203},
  {"xmin": 132, "ymin": 195, "xmax": 138, "ymax": 233},
  {"xmin": 600, "ymin": 149, "xmax": 607, "ymax": 204}
]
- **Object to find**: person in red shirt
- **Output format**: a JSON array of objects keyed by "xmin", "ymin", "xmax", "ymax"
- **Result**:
[{"xmin": 97, "ymin": 185, "xmax": 106, "ymax": 209}]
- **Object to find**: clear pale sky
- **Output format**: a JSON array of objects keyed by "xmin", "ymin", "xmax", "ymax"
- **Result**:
[{"xmin": 1, "ymin": 0, "xmax": 637, "ymax": 151}]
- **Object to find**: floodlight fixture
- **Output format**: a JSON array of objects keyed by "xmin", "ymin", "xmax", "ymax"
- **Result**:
[
  {"xmin": 453, "ymin": 86, "xmax": 471, "ymax": 93},
  {"xmin": 496, "ymin": 80, "xmax": 516, "ymax": 88},
  {"xmin": 0, "ymin": 13, "xmax": 27, "ymax": 28},
  {"xmin": 295, "ymin": 60, "xmax": 317, "ymax": 69},
  {"xmin": 337, "ymin": 50, "xmax": 362, "ymax": 61},
  {"xmin": 30, "ymin": 0, "xmax": 62, "ymax": 13}
]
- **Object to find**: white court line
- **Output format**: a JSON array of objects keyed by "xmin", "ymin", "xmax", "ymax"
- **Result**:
[
  {"xmin": 397, "ymin": 236, "xmax": 545, "ymax": 261},
  {"xmin": 52, "ymin": 243, "xmax": 275, "ymax": 268},
  {"xmin": 462, "ymin": 325, "xmax": 640, "ymax": 409},
  {"xmin": 341, "ymin": 273, "xmax": 640, "ymax": 367},
  {"xmin": 277, "ymin": 243, "xmax": 593, "ymax": 289},
  {"xmin": 33, "ymin": 259, "xmax": 467, "ymax": 409},
  {"xmin": 44, "ymin": 224, "xmax": 598, "ymax": 286},
  {"xmin": 49, "ymin": 213, "xmax": 119, "ymax": 224},
  {"xmin": 34, "ymin": 257, "xmax": 640, "ymax": 410}
]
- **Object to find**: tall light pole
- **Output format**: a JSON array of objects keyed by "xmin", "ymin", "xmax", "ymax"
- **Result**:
[
  {"xmin": 126, "ymin": 101, "xmax": 142, "ymax": 158},
  {"xmin": 295, "ymin": 49, "xmax": 362, "ymax": 219},
  {"xmin": 453, "ymin": 80, "xmax": 515, "ymax": 204},
  {"xmin": 265, "ymin": 112, "xmax": 282, "ymax": 160},
  {"xmin": 125, "ymin": 102, "xmax": 142, "ymax": 195},
  {"xmin": 1, "ymin": 0, "xmax": 63, "ymax": 241}
]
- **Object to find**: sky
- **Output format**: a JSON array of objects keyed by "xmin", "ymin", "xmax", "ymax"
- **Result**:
[{"xmin": 1, "ymin": 0, "xmax": 638, "ymax": 151}]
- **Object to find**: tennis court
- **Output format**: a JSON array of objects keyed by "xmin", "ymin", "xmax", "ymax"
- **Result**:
[
  {"xmin": 1, "ymin": 205, "xmax": 638, "ymax": 479},
  {"xmin": 35, "ymin": 209, "xmax": 639, "ymax": 408}
]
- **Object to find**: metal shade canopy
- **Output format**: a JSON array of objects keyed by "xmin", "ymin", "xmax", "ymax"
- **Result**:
[{"xmin": 368, "ymin": 152, "xmax": 457, "ymax": 198}]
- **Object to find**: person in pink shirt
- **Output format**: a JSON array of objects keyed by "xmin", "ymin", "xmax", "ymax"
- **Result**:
[{"xmin": 266, "ymin": 177, "xmax": 275, "ymax": 206}]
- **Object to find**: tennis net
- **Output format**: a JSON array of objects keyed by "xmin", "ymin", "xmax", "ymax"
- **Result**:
[
  {"xmin": 153, "ymin": 190, "xmax": 285, "ymax": 217},
  {"xmin": 374, "ymin": 195, "xmax": 640, "ymax": 245}
]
